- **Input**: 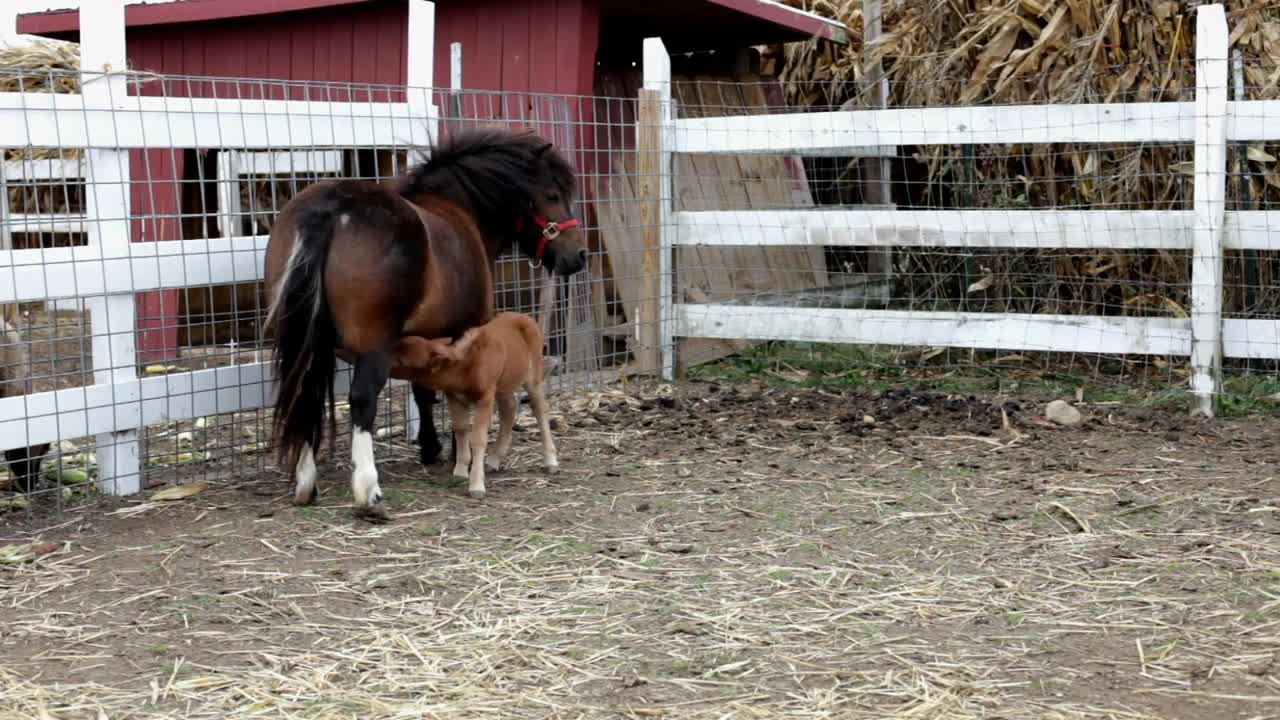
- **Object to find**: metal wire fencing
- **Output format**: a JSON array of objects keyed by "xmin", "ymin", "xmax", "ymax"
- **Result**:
[{"xmin": 0, "ymin": 71, "xmax": 648, "ymax": 524}]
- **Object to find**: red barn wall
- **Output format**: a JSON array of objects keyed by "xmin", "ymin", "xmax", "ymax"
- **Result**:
[
  {"xmin": 432, "ymin": 0, "xmax": 601, "ymax": 177},
  {"xmin": 65, "ymin": 0, "xmax": 601, "ymax": 359}
]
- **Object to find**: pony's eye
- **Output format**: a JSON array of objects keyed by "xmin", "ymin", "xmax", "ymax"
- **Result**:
[{"xmin": 546, "ymin": 193, "xmax": 561, "ymax": 204}]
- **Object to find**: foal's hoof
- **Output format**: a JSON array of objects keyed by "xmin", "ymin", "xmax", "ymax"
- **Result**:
[
  {"xmin": 468, "ymin": 487, "xmax": 487, "ymax": 500},
  {"xmin": 544, "ymin": 459, "xmax": 560, "ymax": 475},
  {"xmin": 452, "ymin": 465, "xmax": 469, "ymax": 480},
  {"xmin": 354, "ymin": 502, "xmax": 390, "ymax": 524},
  {"xmin": 485, "ymin": 457, "xmax": 502, "ymax": 472}
]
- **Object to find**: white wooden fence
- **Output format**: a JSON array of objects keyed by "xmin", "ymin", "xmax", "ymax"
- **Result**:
[
  {"xmin": 0, "ymin": 0, "xmax": 439, "ymax": 495},
  {"xmin": 645, "ymin": 2, "xmax": 1279, "ymax": 416}
]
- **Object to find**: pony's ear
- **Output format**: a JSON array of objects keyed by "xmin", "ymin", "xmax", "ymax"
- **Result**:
[{"xmin": 534, "ymin": 142, "xmax": 553, "ymax": 158}]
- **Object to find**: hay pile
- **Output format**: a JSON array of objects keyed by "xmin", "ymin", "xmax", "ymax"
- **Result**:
[
  {"xmin": 769, "ymin": 1, "xmax": 1280, "ymax": 318},
  {"xmin": 0, "ymin": 40, "xmax": 79, "ymax": 94},
  {"xmin": 0, "ymin": 40, "xmax": 81, "ymax": 162}
]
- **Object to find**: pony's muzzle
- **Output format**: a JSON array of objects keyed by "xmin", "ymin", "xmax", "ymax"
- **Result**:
[{"xmin": 555, "ymin": 248, "xmax": 588, "ymax": 276}]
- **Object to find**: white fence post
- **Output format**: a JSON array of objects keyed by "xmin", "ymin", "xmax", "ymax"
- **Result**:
[
  {"xmin": 81, "ymin": 0, "xmax": 142, "ymax": 495},
  {"xmin": 404, "ymin": 0, "xmax": 435, "ymax": 440},
  {"xmin": 1190, "ymin": 3, "xmax": 1228, "ymax": 417},
  {"xmin": 642, "ymin": 37, "xmax": 674, "ymax": 382}
]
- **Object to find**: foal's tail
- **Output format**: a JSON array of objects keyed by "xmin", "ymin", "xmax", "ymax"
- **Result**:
[{"xmin": 267, "ymin": 207, "xmax": 339, "ymax": 473}]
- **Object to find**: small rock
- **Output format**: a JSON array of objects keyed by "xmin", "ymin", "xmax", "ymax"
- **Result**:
[
  {"xmin": 635, "ymin": 501, "xmax": 652, "ymax": 512},
  {"xmin": 662, "ymin": 543, "xmax": 694, "ymax": 555},
  {"xmin": 659, "ymin": 396, "xmax": 678, "ymax": 409},
  {"xmin": 670, "ymin": 622, "xmax": 704, "ymax": 636},
  {"xmin": 1246, "ymin": 656, "xmax": 1275, "ymax": 676},
  {"xmin": 1045, "ymin": 400, "xmax": 1084, "ymax": 426},
  {"xmin": 863, "ymin": 415, "xmax": 876, "ymax": 425},
  {"xmin": 30, "ymin": 542, "xmax": 60, "ymax": 556}
]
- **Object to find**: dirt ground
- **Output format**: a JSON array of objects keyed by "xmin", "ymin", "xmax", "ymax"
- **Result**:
[{"xmin": 3, "ymin": 380, "xmax": 1280, "ymax": 719}]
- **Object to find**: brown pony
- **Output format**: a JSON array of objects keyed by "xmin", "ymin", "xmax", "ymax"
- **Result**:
[{"xmin": 262, "ymin": 128, "xmax": 586, "ymax": 520}]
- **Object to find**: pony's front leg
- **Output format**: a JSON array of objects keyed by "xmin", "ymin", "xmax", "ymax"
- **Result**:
[
  {"xmin": 350, "ymin": 351, "xmax": 391, "ymax": 521},
  {"xmin": 526, "ymin": 381, "xmax": 559, "ymax": 473},
  {"xmin": 293, "ymin": 442, "xmax": 319, "ymax": 506},
  {"xmin": 446, "ymin": 396, "xmax": 472, "ymax": 480},
  {"xmin": 411, "ymin": 383, "xmax": 446, "ymax": 466},
  {"xmin": 467, "ymin": 394, "xmax": 495, "ymax": 499}
]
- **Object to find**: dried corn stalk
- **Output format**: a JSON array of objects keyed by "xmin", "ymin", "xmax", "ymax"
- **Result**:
[{"xmin": 772, "ymin": 0, "xmax": 1280, "ymax": 316}]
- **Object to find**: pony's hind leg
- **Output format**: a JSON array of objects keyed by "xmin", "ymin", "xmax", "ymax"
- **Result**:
[
  {"xmin": 411, "ymin": 383, "xmax": 445, "ymax": 466},
  {"xmin": 486, "ymin": 393, "xmax": 518, "ymax": 472},
  {"xmin": 293, "ymin": 442, "xmax": 319, "ymax": 506},
  {"xmin": 349, "ymin": 350, "xmax": 391, "ymax": 521},
  {"xmin": 526, "ymin": 382, "xmax": 559, "ymax": 473}
]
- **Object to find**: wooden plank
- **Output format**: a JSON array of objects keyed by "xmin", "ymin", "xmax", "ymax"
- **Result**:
[
  {"xmin": 738, "ymin": 77, "xmax": 828, "ymax": 291},
  {"xmin": 637, "ymin": 87, "xmax": 663, "ymax": 375},
  {"xmin": 1225, "ymin": 211, "xmax": 1280, "ymax": 250},
  {"xmin": 860, "ymin": 0, "xmax": 894, "ymax": 303},
  {"xmin": 673, "ymin": 102, "xmax": 1197, "ymax": 155},
  {"xmin": 674, "ymin": 209, "xmax": 1198, "ymax": 250},
  {"xmin": 0, "ymin": 358, "xmax": 412, "ymax": 452},
  {"xmin": 1227, "ymin": 100, "xmax": 1280, "ymax": 140},
  {"xmin": 0, "ymin": 235, "xmax": 268, "ymax": 304},
  {"xmin": 675, "ymin": 303, "xmax": 1192, "ymax": 357},
  {"xmin": 6, "ymin": 207, "xmax": 1275, "ymax": 306},
  {"xmin": 670, "ymin": 77, "xmax": 747, "ymax": 369},
  {"xmin": 0, "ymin": 93, "xmax": 435, "ymax": 150}
]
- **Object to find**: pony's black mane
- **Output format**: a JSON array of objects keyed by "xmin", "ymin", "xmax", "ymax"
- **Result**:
[{"xmin": 397, "ymin": 127, "xmax": 575, "ymax": 243}]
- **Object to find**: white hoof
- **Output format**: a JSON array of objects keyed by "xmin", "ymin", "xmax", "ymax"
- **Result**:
[
  {"xmin": 485, "ymin": 456, "xmax": 502, "ymax": 472},
  {"xmin": 452, "ymin": 463, "xmax": 469, "ymax": 480}
]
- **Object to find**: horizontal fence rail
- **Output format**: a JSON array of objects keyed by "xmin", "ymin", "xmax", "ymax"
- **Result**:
[{"xmin": 0, "ymin": 93, "xmax": 436, "ymax": 150}]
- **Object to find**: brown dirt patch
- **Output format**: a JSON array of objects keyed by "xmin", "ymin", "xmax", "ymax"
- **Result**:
[{"xmin": 2, "ymin": 381, "xmax": 1280, "ymax": 718}]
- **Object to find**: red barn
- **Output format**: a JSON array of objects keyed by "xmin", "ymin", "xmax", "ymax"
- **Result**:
[{"xmin": 19, "ymin": 0, "xmax": 845, "ymax": 364}]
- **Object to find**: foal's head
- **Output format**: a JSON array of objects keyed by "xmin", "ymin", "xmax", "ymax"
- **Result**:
[
  {"xmin": 398, "ymin": 127, "xmax": 588, "ymax": 276},
  {"xmin": 392, "ymin": 336, "xmax": 460, "ymax": 374}
]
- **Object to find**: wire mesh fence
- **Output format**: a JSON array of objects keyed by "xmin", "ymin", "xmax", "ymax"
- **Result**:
[
  {"xmin": 0, "ymin": 69, "xmax": 652, "ymax": 525},
  {"xmin": 651, "ymin": 25, "xmax": 1280, "ymax": 415}
]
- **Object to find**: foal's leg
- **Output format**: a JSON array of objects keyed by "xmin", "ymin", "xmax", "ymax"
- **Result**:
[
  {"xmin": 526, "ymin": 382, "xmax": 559, "ymax": 473},
  {"xmin": 411, "ymin": 383, "xmax": 446, "ymax": 466},
  {"xmin": 467, "ymin": 393, "xmax": 495, "ymax": 499},
  {"xmin": 349, "ymin": 350, "xmax": 391, "ymax": 521},
  {"xmin": 293, "ymin": 441, "xmax": 319, "ymax": 506},
  {"xmin": 486, "ymin": 393, "xmax": 518, "ymax": 472},
  {"xmin": 447, "ymin": 396, "xmax": 472, "ymax": 480}
]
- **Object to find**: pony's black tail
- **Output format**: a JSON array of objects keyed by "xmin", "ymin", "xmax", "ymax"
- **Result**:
[{"xmin": 266, "ymin": 206, "xmax": 339, "ymax": 474}]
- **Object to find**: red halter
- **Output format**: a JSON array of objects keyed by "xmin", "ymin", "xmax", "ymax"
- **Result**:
[{"xmin": 516, "ymin": 212, "xmax": 581, "ymax": 267}]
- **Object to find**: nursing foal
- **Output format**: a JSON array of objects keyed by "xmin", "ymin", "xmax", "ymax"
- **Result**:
[{"xmin": 390, "ymin": 312, "xmax": 558, "ymax": 500}]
